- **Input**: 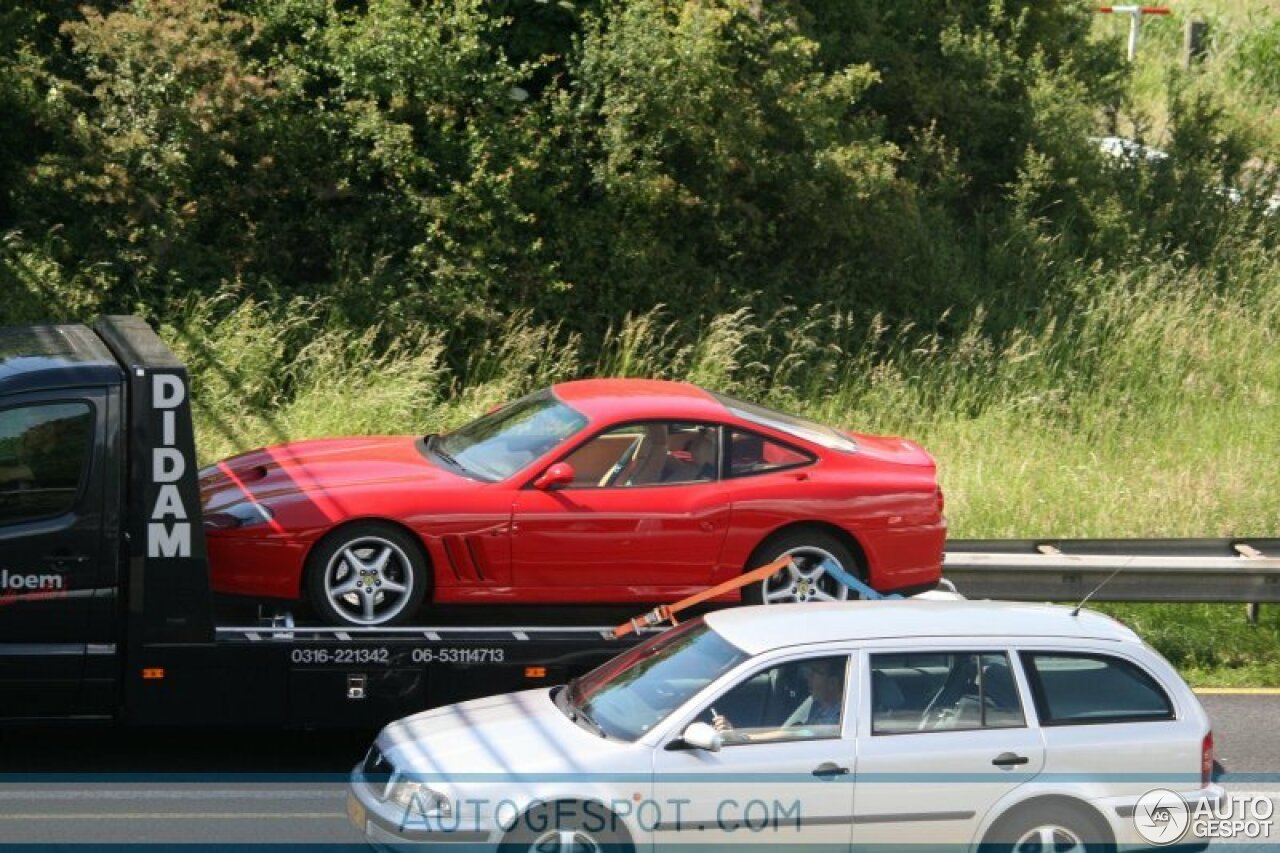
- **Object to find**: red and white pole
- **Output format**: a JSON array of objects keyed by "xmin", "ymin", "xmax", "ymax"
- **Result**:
[{"xmin": 1097, "ymin": 6, "xmax": 1172, "ymax": 60}]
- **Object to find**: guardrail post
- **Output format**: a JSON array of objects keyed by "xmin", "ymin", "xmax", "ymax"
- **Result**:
[
  {"xmin": 1184, "ymin": 18, "xmax": 1208, "ymax": 68},
  {"xmin": 1246, "ymin": 602, "xmax": 1261, "ymax": 625}
]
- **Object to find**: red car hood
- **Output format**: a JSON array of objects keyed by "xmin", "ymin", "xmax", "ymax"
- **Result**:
[{"xmin": 200, "ymin": 436, "xmax": 455, "ymax": 511}]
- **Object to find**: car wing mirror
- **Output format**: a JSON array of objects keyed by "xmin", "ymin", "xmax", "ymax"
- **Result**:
[
  {"xmin": 533, "ymin": 462, "xmax": 575, "ymax": 490},
  {"xmin": 681, "ymin": 722, "xmax": 723, "ymax": 752}
]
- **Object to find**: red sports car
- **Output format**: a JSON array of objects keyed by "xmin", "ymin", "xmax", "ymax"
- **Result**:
[{"xmin": 200, "ymin": 379, "xmax": 945, "ymax": 625}]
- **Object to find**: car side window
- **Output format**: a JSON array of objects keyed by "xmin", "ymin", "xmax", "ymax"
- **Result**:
[
  {"xmin": 562, "ymin": 422, "xmax": 718, "ymax": 488},
  {"xmin": 870, "ymin": 652, "xmax": 1026, "ymax": 734},
  {"xmin": 1020, "ymin": 652, "xmax": 1174, "ymax": 725},
  {"xmin": 693, "ymin": 655, "xmax": 848, "ymax": 744},
  {"xmin": 726, "ymin": 429, "xmax": 812, "ymax": 478},
  {"xmin": 0, "ymin": 402, "xmax": 94, "ymax": 525}
]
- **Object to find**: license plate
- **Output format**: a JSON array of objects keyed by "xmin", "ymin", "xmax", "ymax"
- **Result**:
[{"xmin": 346, "ymin": 793, "xmax": 368, "ymax": 831}]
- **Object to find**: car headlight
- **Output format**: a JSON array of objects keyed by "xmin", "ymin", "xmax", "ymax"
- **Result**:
[
  {"xmin": 385, "ymin": 778, "xmax": 453, "ymax": 817},
  {"xmin": 202, "ymin": 501, "xmax": 274, "ymax": 531}
]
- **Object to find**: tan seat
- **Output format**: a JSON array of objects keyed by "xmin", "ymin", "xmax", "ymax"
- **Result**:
[{"xmin": 622, "ymin": 424, "xmax": 669, "ymax": 486}]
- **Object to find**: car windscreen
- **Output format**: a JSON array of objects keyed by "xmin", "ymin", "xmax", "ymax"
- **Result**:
[
  {"xmin": 434, "ymin": 390, "xmax": 587, "ymax": 480},
  {"xmin": 709, "ymin": 391, "xmax": 858, "ymax": 453},
  {"xmin": 569, "ymin": 618, "xmax": 749, "ymax": 741}
]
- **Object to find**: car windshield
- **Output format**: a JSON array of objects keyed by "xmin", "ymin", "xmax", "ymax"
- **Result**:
[
  {"xmin": 566, "ymin": 618, "xmax": 748, "ymax": 741},
  {"xmin": 434, "ymin": 390, "xmax": 587, "ymax": 481},
  {"xmin": 710, "ymin": 391, "xmax": 858, "ymax": 453}
]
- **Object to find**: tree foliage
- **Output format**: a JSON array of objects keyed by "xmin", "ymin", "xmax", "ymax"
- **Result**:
[{"xmin": 0, "ymin": 0, "xmax": 1268, "ymax": 352}]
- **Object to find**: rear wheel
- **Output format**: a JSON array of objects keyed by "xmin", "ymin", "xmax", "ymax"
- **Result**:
[
  {"xmin": 981, "ymin": 803, "xmax": 1113, "ymax": 853},
  {"xmin": 305, "ymin": 522, "xmax": 428, "ymax": 626},
  {"xmin": 742, "ymin": 529, "xmax": 862, "ymax": 605}
]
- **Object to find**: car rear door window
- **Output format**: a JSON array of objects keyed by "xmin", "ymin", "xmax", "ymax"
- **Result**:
[
  {"xmin": 870, "ymin": 652, "xmax": 1026, "ymax": 734},
  {"xmin": 1019, "ymin": 652, "xmax": 1174, "ymax": 725},
  {"xmin": 0, "ymin": 402, "xmax": 94, "ymax": 525},
  {"xmin": 726, "ymin": 429, "xmax": 813, "ymax": 478}
]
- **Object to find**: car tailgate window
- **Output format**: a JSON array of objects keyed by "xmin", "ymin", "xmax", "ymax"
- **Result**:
[{"xmin": 1019, "ymin": 652, "xmax": 1174, "ymax": 725}]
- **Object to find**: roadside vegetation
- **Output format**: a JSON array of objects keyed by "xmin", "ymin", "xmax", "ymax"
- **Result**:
[{"xmin": 1, "ymin": 1, "xmax": 1277, "ymax": 683}]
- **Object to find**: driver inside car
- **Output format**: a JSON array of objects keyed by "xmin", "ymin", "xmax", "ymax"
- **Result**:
[{"xmin": 708, "ymin": 657, "xmax": 846, "ymax": 742}]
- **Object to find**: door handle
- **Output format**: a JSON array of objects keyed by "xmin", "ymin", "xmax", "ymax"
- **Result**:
[
  {"xmin": 992, "ymin": 752, "xmax": 1030, "ymax": 767},
  {"xmin": 812, "ymin": 762, "xmax": 849, "ymax": 778},
  {"xmin": 43, "ymin": 554, "xmax": 89, "ymax": 567}
]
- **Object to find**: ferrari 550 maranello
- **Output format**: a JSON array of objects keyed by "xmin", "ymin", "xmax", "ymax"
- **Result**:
[{"xmin": 200, "ymin": 379, "xmax": 945, "ymax": 625}]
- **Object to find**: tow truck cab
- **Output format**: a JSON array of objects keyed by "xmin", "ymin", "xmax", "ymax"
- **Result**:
[
  {"xmin": 0, "ymin": 317, "xmax": 212, "ymax": 720},
  {"xmin": 0, "ymin": 317, "xmax": 631, "ymax": 727}
]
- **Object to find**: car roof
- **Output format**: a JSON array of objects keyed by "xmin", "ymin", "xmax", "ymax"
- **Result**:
[
  {"xmin": 704, "ymin": 600, "xmax": 1141, "ymax": 655},
  {"xmin": 551, "ymin": 378, "xmax": 731, "ymax": 423},
  {"xmin": 0, "ymin": 324, "xmax": 124, "ymax": 395}
]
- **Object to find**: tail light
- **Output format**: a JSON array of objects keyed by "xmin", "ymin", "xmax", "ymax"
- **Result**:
[
  {"xmin": 1201, "ymin": 731, "xmax": 1214, "ymax": 786},
  {"xmin": 936, "ymin": 486, "xmax": 945, "ymax": 516}
]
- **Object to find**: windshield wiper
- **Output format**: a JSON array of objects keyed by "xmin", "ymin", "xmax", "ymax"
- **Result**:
[
  {"xmin": 574, "ymin": 706, "xmax": 607, "ymax": 739},
  {"xmin": 559, "ymin": 678, "xmax": 607, "ymax": 738}
]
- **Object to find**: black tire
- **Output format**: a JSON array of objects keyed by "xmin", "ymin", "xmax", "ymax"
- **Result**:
[
  {"xmin": 980, "ymin": 802, "xmax": 1113, "ymax": 853},
  {"xmin": 305, "ymin": 521, "xmax": 429, "ymax": 626},
  {"xmin": 741, "ymin": 528, "xmax": 862, "ymax": 605},
  {"xmin": 498, "ymin": 802, "xmax": 631, "ymax": 853}
]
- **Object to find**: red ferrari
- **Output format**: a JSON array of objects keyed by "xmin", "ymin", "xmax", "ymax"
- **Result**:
[{"xmin": 200, "ymin": 380, "xmax": 945, "ymax": 625}]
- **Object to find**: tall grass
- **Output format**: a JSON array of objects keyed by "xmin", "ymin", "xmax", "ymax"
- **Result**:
[{"xmin": 175, "ymin": 249, "xmax": 1280, "ymax": 542}]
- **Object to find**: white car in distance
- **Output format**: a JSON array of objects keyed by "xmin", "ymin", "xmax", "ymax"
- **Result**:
[{"xmin": 348, "ymin": 600, "xmax": 1223, "ymax": 852}]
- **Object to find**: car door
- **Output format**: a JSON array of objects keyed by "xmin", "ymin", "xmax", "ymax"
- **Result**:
[
  {"xmin": 0, "ymin": 391, "xmax": 108, "ymax": 718},
  {"xmin": 510, "ymin": 422, "xmax": 732, "ymax": 594},
  {"xmin": 851, "ymin": 648, "xmax": 1045, "ymax": 851},
  {"xmin": 650, "ymin": 651, "xmax": 858, "ymax": 851}
]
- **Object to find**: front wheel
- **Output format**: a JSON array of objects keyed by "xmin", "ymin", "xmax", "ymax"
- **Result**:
[
  {"xmin": 498, "ymin": 803, "xmax": 630, "ymax": 853},
  {"xmin": 742, "ymin": 530, "xmax": 861, "ymax": 605},
  {"xmin": 305, "ymin": 522, "xmax": 428, "ymax": 626}
]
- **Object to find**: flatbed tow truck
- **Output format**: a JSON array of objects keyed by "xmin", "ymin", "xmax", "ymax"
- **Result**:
[{"xmin": 1, "ymin": 317, "xmax": 933, "ymax": 730}]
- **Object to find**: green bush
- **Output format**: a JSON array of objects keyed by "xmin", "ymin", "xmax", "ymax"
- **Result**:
[{"xmin": 1231, "ymin": 13, "xmax": 1280, "ymax": 100}]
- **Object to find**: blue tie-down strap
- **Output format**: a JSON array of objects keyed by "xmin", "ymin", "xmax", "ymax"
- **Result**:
[{"xmin": 819, "ymin": 557, "xmax": 901, "ymax": 600}]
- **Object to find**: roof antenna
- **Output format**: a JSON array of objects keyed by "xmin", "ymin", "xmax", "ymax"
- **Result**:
[{"xmin": 1071, "ymin": 562, "xmax": 1129, "ymax": 617}]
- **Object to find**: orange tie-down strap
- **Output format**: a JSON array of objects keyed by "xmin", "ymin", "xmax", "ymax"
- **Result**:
[{"xmin": 612, "ymin": 555, "xmax": 793, "ymax": 638}]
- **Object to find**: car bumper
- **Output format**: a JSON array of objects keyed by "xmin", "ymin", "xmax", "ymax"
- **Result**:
[{"xmin": 1099, "ymin": 784, "xmax": 1225, "ymax": 851}]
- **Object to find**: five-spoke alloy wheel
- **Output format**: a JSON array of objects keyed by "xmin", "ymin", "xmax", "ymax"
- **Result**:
[
  {"xmin": 306, "ymin": 522, "xmax": 428, "ymax": 626},
  {"xmin": 742, "ymin": 530, "xmax": 862, "ymax": 606}
]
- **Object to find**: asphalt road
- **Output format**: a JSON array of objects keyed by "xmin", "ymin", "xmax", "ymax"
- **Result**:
[
  {"xmin": 0, "ymin": 693, "xmax": 1276, "ymax": 845},
  {"xmin": 1202, "ymin": 693, "xmax": 1280, "ymax": 780}
]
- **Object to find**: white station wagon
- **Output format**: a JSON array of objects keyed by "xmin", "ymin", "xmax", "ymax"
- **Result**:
[{"xmin": 348, "ymin": 600, "xmax": 1222, "ymax": 852}]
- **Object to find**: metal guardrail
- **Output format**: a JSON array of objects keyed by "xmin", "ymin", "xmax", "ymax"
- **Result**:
[{"xmin": 944, "ymin": 538, "xmax": 1280, "ymax": 603}]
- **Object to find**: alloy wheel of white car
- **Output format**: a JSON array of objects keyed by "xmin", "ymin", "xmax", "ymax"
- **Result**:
[
  {"xmin": 526, "ymin": 828, "xmax": 603, "ymax": 853},
  {"xmin": 1011, "ymin": 823, "xmax": 1088, "ymax": 853}
]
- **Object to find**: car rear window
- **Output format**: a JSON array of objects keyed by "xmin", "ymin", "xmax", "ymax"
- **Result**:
[
  {"xmin": 709, "ymin": 391, "xmax": 858, "ymax": 453},
  {"xmin": 1020, "ymin": 652, "xmax": 1174, "ymax": 726}
]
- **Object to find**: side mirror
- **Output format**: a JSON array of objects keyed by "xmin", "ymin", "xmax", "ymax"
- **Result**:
[
  {"xmin": 681, "ymin": 722, "xmax": 723, "ymax": 752},
  {"xmin": 533, "ymin": 462, "xmax": 575, "ymax": 490}
]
